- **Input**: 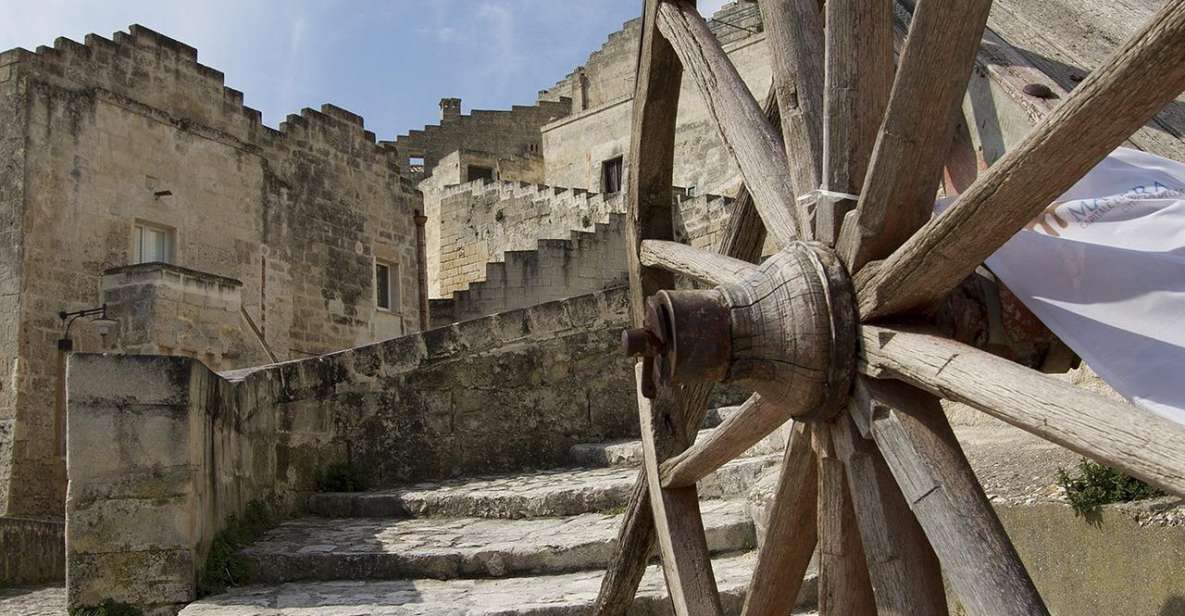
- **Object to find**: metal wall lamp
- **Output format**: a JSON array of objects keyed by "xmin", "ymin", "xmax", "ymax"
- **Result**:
[{"xmin": 58, "ymin": 304, "xmax": 118, "ymax": 352}]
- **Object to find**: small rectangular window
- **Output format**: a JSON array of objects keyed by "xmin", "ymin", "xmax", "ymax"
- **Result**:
[
  {"xmin": 467, "ymin": 165, "xmax": 494, "ymax": 183},
  {"xmin": 376, "ymin": 261, "xmax": 395, "ymax": 311},
  {"xmin": 602, "ymin": 156, "xmax": 623, "ymax": 194},
  {"xmin": 133, "ymin": 222, "xmax": 174, "ymax": 264}
]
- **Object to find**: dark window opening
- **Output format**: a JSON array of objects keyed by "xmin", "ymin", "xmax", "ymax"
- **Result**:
[
  {"xmin": 602, "ymin": 157, "xmax": 623, "ymax": 194},
  {"xmin": 467, "ymin": 165, "xmax": 494, "ymax": 183},
  {"xmin": 376, "ymin": 262, "xmax": 392, "ymax": 311}
]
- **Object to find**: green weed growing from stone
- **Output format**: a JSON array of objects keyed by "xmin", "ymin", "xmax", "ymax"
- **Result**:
[
  {"xmin": 198, "ymin": 500, "xmax": 275, "ymax": 596},
  {"xmin": 315, "ymin": 460, "xmax": 370, "ymax": 492},
  {"xmin": 68, "ymin": 599, "xmax": 143, "ymax": 616},
  {"xmin": 1056, "ymin": 457, "xmax": 1165, "ymax": 517}
]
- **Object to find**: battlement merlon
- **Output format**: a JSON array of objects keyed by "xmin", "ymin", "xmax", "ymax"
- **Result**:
[{"xmin": 2, "ymin": 25, "xmax": 405, "ymax": 177}]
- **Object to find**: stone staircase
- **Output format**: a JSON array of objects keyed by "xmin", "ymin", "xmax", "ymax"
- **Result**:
[{"xmin": 180, "ymin": 405, "xmax": 819, "ymax": 615}]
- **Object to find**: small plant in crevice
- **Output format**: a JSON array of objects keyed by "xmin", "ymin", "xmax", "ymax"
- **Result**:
[
  {"xmin": 198, "ymin": 500, "xmax": 275, "ymax": 596},
  {"xmin": 68, "ymin": 599, "xmax": 144, "ymax": 616},
  {"xmin": 315, "ymin": 459, "xmax": 370, "ymax": 493},
  {"xmin": 1056, "ymin": 457, "xmax": 1165, "ymax": 518},
  {"xmin": 582, "ymin": 214, "xmax": 592, "ymax": 228},
  {"xmin": 494, "ymin": 208, "xmax": 505, "ymax": 223}
]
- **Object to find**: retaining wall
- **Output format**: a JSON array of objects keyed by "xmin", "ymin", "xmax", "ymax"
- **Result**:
[{"xmin": 65, "ymin": 288, "xmax": 636, "ymax": 613}]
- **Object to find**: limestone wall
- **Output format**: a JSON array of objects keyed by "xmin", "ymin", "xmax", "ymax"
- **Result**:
[
  {"xmin": 435, "ymin": 217, "xmax": 630, "ymax": 326},
  {"xmin": 434, "ymin": 180, "xmax": 627, "ymax": 298},
  {"xmin": 0, "ymin": 26, "xmax": 423, "ymax": 516},
  {"xmin": 392, "ymin": 98, "xmax": 571, "ymax": 184},
  {"xmin": 0, "ymin": 516, "xmax": 64, "ymax": 585},
  {"xmin": 0, "ymin": 54, "xmax": 27, "ymax": 518},
  {"xmin": 538, "ymin": 1, "xmax": 763, "ymax": 112},
  {"xmin": 430, "ymin": 179, "xmax": 732, "ymax": 309},
  {"xmin": 101, "ymin": 263, "xmax": 273, "ymax": 370},
  {"xmin": 66, "ymin": 288, "xmax": 636, "ymax": 613},
  {"xmin": 417, "ymin": 150, "xmax": 546, "ymax": 297},
  {"xmin": 540, "ymin": 31, "xmax": 772, "ymax": 197}
]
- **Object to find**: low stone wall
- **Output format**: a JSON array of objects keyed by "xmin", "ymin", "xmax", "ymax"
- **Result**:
[
  {"xmin": 995, "ymin": 500, "xmax": 1185, "ymax": 615},
  {"xmin": 0, "ymin": 516, "xmax": 64, "ymax": 585},
  {"xmin": 65, "ymin": 288, "xmax": 636, "ymax": 613}
]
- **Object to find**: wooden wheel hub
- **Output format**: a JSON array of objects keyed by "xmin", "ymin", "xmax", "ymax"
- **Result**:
[{"xmin": 624, "ymin": 242, "xmax": 856, "ymax": 421}]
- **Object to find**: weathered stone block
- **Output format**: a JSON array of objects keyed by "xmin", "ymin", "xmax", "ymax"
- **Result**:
[
  {"xmin": 67, "ymin": 354, "xmax": 193, "ymax": 407},
  {"xmin": 68, "ymin": 548, "xmax": 196, "ymax": 607}
]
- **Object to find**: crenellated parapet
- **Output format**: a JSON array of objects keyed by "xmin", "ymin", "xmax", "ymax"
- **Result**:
[
  {"xmin": 536, "ymin": 1, "xmax": 763, "ymax": 109},
  {"xmin": 1, "ymin": 24, "xmax": 407, "ymax": 182},
  {"xmin": 393, "ymin": 96, "xmax": 572, "ymax": 181}
]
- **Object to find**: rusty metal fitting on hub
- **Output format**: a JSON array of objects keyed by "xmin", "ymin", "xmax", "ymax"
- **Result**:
[
  {"xmin": 623, "ymin": 242, "xmax": 857, "ymax": 422},
  {"xmin": 622, "ymin": 290, "xmax": 732, "ymax": 398}
]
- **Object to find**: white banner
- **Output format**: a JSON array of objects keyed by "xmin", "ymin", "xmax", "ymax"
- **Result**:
[{"xmin": 939, "ymin": 147, "xmax": 1185, "ymax": 425}]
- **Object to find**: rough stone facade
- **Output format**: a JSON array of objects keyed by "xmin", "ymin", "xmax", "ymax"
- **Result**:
[
  {"xmin": 66, "ymin": 288, "xmax": 635, "ymax": 613},
  {"xmin": 538, "ymin": 1, "xmax": 767, "ymax": 195},
  {"xmin": 433, "ymin": 180, "xmax": 626, "ymax": 298},
  {"xmin": 101, "ymin": 263, "xmax": 273, "ymax": 369},
  {"xmin": 0, "ymin": 26, "xmax": 424, "ymax": 517},
  {"xmin": 423, "ymin": 174, "xmax": 737, "ymax": 324},
  {"xmin": 393, "ymin": 97, "xmax": 570, "ymax": 184},
  {"xmin": 410, "ymin": 1, "xmax": 768, "ymax": 322},
  {"xmin": 0, "ymin": 516, "xmax": 64, "ymax": 585},
  {"xmin": 416, "ymin": 149, "xmax": 546, "ymax": 297},
  {"xmin": 430, "ymin": 214, "xmax": 629, "ymax": 327}
]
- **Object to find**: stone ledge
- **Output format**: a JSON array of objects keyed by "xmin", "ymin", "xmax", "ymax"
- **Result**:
[{"xmin": 103, "ymin": 262, "xmax": 243, "ymax": 288}]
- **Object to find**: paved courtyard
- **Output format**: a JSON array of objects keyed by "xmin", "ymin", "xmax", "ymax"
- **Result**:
[{"xmin": 0, "ymin": 584, "xmax": 64, "ymax": 615}]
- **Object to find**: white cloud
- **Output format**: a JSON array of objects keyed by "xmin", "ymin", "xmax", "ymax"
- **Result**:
[{"xmin": 699, "ymin": 0, "xmax": 731, "ymax": 18}]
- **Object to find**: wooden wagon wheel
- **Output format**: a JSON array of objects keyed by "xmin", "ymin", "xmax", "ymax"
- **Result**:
[{"xmin": 595, "ymin": 1, "xmax": 1185, "ymax": 615}]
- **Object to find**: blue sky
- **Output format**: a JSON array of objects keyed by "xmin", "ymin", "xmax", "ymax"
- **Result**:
[{"xmin": 0, "ymin": 0, "xmax": 728, "ymax": 138}]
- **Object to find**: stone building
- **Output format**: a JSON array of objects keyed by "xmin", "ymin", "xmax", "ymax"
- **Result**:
[
  {"xmin": 0, "ymin": 0, "xmax": 762, "ymax": 537},
  {"xmin": 417, "ymin": 1, "xmax": 766, "ymax": 320},
  {"xmin": 0, "ymin": 26, "xmax": 426, "ymax": 517},
  {"xmin": 2, "ymin": 0, "xmax": 1183, "ymax": 612}
]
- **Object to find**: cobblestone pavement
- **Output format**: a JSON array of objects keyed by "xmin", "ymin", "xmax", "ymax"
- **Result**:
[{"xmin": 0, "ymin": 585, "xmax": 64, "ymax": 615}]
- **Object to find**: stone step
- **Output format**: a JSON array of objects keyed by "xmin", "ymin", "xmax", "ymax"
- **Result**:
[
  {"xmin": 181, "ymin": 552, "xmax": 821, "ymax": 616},
  {"xmin": 569, "ymin": 424, "xmax": 787, "ymax": 468},
  {"xmin": 306, "ymin": 455, "xmax": 780, "ymax": 519},
  {"xmin": 241, "ymin": 500, "xmax": 754, "ymax": 583}
]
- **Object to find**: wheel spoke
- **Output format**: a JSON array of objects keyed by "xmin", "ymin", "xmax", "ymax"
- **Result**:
[
  {"xmin": 655, "ymin": 0, "xmax": 802, "ymax": 247},
  {"xmin": 832, "ymin": 411, "xmax": 948, "ymax": 616},
  {"xmin": 594, "ymin": 2, "xmax": 708, "ymax": 612},
  {"xmin": 640, "ymin": 240, "xmax": 759, "ymax": 287},
  {"xmin": 741, "ymin": 422, "xmax": 818, "ymax": 616},
  {"xmin": 835, "ymin": 0, "xmax": 993, "ymax": 271},
  {"xmin": 816, "ymin": 0, "xmax": 894, "ymax": 246},
  {"xmin": 635, "ymin": 367, "xmax": 723, "ymax": 616},
  {"xmin": 759, "ymin": 0, "xmax": 825, "ymax": 227},
  {"xmin": 814, "ymin": 423, "xmax": 877, "ymax": 616},
  {"xmin": 661, "ymin": 394, "xmax": 785, "ymax": 488},
  {"xmin": 853, "ymin": 376, "xmax": 1050, "ymax": 616},
  {"xmin": 860, "ymin": 324, "xmax": 1185, "ymax": 496},
  {"xmin": 857, "ymin": 0, "xmax": 1185, "ymax": 319}
]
